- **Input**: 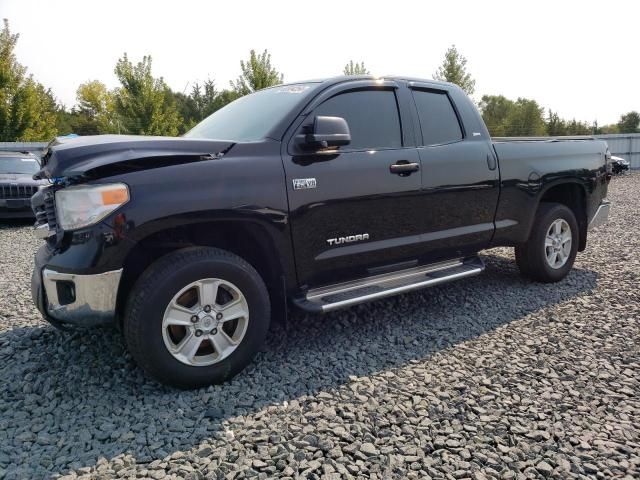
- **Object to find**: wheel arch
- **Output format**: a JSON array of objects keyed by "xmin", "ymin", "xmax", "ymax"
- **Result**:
[
  {"xmin": 115, "ymin": 218, "xmax": 293, "ymax": 323},
  {"xmin": 534, "ymin": 179, "xmax": 588, "ymax": 251}
]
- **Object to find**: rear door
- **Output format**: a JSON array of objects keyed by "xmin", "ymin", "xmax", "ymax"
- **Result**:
[
  {"xmin": 408, "ymin": 83, "xmax": 500, "ymax": 260},
  {"xmin": 283, "ymin": 80, "xmax": 424, "ymax": 288}
]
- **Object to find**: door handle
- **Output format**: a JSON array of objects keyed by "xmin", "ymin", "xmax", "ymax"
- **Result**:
[
  {"xmin": 486, "ymin": 153, "xmax": 497, "ymax": 171},
  {"xmin": 390, "ymin": 161, "xmax": 420, "ymax": 176}
]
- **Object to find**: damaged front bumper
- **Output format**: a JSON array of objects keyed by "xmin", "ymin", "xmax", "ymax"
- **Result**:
[
  {"xmin": 31, "ymin": 243, "xmax": 124, "ymax": 328},
  {"xmin": 32, "ymin": 268, "xmax": 122, "ymax": 328}
]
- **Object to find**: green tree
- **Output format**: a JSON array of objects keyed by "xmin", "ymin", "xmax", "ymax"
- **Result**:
[
  {"xmin": 480, "ymin": 95, "xmax": 546, "ymax": 137},
  {"xmin": 617, "ymin": 111, "xmax": 640, "ymax": 133},
  {"xmin": 191, "ymin": 80, "xmax": 218, "ymax": 116},
  {"xmin": 504, "ymin": 98, "xmax": 546, "ymax": 136},
  {"xmin": 76, "ymin": 80, "xmax": 117, "ymax": 134},
  {"xmin": 230, "ymin": 49, "xmax": 283, "ymax": 96},
  {"xmin": 54, "ymin": 106, "xmax": 101, "ymax": 136},
  {"xmin": 189, "ymin": 80, "xmax": 234, "ymax": 120},
  {"xmin": 343, "ymin": 60, "xmax": 369, "ymax": 75},
  {"xmin": 479, "ymin": 95, "xmax": 513, "ymax": 136},
  {"xmin": 433, "ymin": 45, "xmax": 475, "ymax": 95},
  {"xmin": 547, "ymin": 111, "xmax": 593, "ymax": 136},
  {"xmin": 596, "ymin": 123, "xmax": 619, "ymax": 134},
  {"xmin": 112, "ymin": 54, "xmax": 181, "ymax": 136},
  {"xmin": 565, "ymin": 119, "xmax": 592, "ymax": 136},
  {"xmin": 173, "ymin": 91, "xmax": 198, "ymax": 133},
  {"xmin": 0, "ymin": 19, "xmax": 58, "ymax": 141},
  {"xmin": 55, "ymin": 106, "xmax": 75, "ymax": 136},
  {"xmin": 77, "ymin": 81, "xmax": 110, "ymax": 117},
  {"xmin": 214, "ymin": 89, "xmax": 241, "ymax": 109},
  {"xmin": 546, "ymin": 111, "xmax": 567, "ymax": 136},
  {"xmin": 173, "ymin": 81, "xmax": 240, "ymax": 134}
]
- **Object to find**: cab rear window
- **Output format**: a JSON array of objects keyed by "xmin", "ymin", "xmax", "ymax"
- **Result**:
[{"xmin": 412, "ymin": 90, "xmax": 463, "ymax": 146}]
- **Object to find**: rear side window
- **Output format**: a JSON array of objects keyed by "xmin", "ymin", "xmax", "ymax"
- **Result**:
[
  {"xmin": 313, "ymin": 90, "xmax": 402, "ymax": 150},
  {"xmin": 412, "ymin": 90, "xmax": 463, "ymax": 146}
]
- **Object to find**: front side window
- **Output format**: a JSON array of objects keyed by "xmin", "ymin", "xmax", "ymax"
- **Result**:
[
  {"xmin": 412, "ymin": 90, "xmax": 463, "ymax": 146},
  {"xmin": 313, "ymin": 90, "xmax": 402, "ymax": 150}
]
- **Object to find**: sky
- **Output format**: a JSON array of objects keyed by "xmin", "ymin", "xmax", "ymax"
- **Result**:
[{"xmin": 2, "ymin": 0, "xmax": 637, "ymax": 126}]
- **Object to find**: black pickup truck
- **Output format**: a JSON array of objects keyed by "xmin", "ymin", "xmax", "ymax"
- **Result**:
[{"xmin": 30, "ymin": 76, "xmax": 611, "ymax": 388}]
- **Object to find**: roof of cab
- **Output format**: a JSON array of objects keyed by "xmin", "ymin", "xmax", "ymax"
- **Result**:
[{"xmin": 275, "ymin": 75, "xmax": 458, "ymax": 90}]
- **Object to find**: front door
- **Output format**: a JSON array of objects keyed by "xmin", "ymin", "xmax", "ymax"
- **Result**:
[{"xmin": 283, "ymin": 83, "xmax": 424, "ymax": 288}]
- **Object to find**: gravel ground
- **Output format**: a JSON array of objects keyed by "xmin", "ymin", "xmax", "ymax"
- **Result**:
[{"xmin": 1, "ymin": 174, "xmax": 639, "ymax": 480}]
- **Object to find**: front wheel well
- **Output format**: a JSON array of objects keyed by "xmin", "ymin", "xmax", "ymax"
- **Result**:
[
  {"xmin": 538, "ymin": 183, "xmax": 587, "ymax": 251},
  {"xmin": 115, "ymin": 221, "xmax": 286, "ymax": 323}
]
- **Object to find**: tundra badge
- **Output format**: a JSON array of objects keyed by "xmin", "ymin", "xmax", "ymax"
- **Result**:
[
  {"xmin": 327, "ymin": 233, "xmax": 370, "ymax": 246},
  {"xmin": 292, "ymin": 178, "xmax": 317, "ymax": 190}
]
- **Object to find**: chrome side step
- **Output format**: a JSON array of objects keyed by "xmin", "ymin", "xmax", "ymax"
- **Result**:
[{"xmin": 294, "ymin": 256, "xmax": 485, "ymax": 313}]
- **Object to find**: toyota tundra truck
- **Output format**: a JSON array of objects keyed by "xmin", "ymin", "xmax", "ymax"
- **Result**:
[{"xmin": 30, "ymin": 76, "xmax": 611, "ymax": 388}]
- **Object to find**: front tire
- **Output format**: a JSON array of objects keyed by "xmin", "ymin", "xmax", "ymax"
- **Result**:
[
  {"xmin": 515, "ymin": 202, "xmax": 579, "ymax": 283},
  {"xmin": 124, "ymin": 247, "xmax": 270, "ymax": 389}
]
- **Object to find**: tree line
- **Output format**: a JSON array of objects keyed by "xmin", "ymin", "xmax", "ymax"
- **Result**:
[
  {"xmin": 1, "ymin": 20, "xmax": 638, "ymax": 142},
  {"xmin": 433, "ymin": 45, "xmax": 638, "ymax": 136}
]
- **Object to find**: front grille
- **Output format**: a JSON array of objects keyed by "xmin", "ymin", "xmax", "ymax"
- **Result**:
[
  {"xmin": 44, "ymin": 193, "xmax": 57, "ymax": 231},
  {"xmin": 0, "ymin": 183, "xmax": 39, "ymax": 199},
  {"xmin": 33, "ymin": 188, "xmax": 59, "ymax": 243}
]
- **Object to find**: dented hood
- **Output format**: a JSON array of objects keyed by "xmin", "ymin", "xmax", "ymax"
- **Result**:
[{"xmin": 36, "ymin": 134, "xmax": 235, "ymax": 180}]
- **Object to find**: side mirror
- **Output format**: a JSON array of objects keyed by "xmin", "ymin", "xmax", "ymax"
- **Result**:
[{"xmin": 297, "ymin": 116, "xmax": 351, "ymax": 150}]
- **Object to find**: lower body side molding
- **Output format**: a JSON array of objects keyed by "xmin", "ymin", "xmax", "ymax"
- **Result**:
[{"xmin": 293, "ymin": 256, "xmax": 485, "ymax": 313}]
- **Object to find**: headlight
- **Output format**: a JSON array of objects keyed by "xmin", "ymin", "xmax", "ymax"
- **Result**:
[{"xmin": 56, "ymin": 183, "xmax": 129, "ymax": 230}]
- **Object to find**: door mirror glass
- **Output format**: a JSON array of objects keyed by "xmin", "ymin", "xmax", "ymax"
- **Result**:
[{"xmin": 297, "ymin": 116, "xmax": 351, "ymax": 150}]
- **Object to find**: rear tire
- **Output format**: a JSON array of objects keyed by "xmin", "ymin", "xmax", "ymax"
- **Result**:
[
  {"xmin": 124, "ymin": 247, "xmax": 270, "ymax": 389},
  {"xmin": 515, "ymin": 203, "xmax": 579, "ymax": 283}
]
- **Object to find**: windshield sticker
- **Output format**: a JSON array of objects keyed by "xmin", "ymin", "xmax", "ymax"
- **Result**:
[{"xmin": 276, "ymin": 85, "xmax": 311, "ymax": 94}]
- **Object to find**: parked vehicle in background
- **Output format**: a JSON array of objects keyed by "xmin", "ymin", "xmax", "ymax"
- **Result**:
[
  {"xmin": 610, "ymin": 155, "xmax": 630, "ymax": 174},
  {"xmin": 29, "ymin": 76, "xmax": 611, "ymax": 388},
  {"xmin": 0, "ymin": 151, "xmax": 46, "ymax": 218}
]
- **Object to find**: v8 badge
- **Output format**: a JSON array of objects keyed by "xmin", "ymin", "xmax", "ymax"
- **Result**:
[{"xmin": 292, "ymin": 178, "xmax": 317, "ymax": 190}]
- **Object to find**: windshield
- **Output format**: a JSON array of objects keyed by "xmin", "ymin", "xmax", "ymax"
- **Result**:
[
  {"xmin": 184, "ymin": 83, "xmax": 317, "ymax": 142},
  {"xmin": 0, "ymin": 156, "xmax": 40, "ymax": 174}
]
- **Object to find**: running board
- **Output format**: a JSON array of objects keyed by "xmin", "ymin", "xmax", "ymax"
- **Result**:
[{"xmin": 294, "ymin": 256, "xmax": 485, "ymax": 313}]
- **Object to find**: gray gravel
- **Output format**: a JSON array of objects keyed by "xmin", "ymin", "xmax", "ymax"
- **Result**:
[{"xmin": 1, "ymin": 174, "xmax": 639, "ymax": 480}]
